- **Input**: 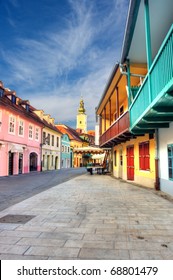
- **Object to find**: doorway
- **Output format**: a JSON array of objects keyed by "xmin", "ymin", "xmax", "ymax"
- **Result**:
[
  {"xmin": 29, "ymin": 152, "xmax": 38, "ymax": 171},
  {"xmin": 8, "ymin": 151, "xmax": 14, "ymax": 175},
  {"xmin": 127, "ymin": 145, "xmax": 134, "ymax": 180},
  {"xmin": 118, "ymin": 149, "xmax": 123, "ymax": 179},
  {"xmin": 18, "ymin": 153, "xmax": 23, "ymax": 174},
  {"xmin": 55, "ymin": 156, "xmax": 59, "ymax": 169}
]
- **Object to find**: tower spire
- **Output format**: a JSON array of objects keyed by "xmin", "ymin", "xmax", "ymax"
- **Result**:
[
  {"xmin": 76, "ymin": 96, "xmax": 87, "ymax": 133},
  {"xmin": 78, "ymin": 96, "xmax": 86, "ymax": 114}
]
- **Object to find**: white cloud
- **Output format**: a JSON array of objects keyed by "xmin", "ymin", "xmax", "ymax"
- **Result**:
[{"xmin": 1, "ymin": 0, "xmax": 129, "ymax": 129}]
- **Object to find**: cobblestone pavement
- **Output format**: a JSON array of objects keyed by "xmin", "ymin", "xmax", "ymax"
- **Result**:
[
  {"xmin": 0, "ymin": 168, "xmax": 86, "ymax": 211},
  {"xmin": 0, "ymin": 173, "xmax": 173, "ymax": 260}
]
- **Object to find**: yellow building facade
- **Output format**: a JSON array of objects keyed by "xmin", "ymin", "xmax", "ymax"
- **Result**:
[
  {"xmin": 34, "ymin": 110, "xmax": 62, "ymax": 171},
  {"xmin": 96, "ymin": 64, "xmax": 156, "ymax": 189},
  {"xmin": 112, "ymin": 135, "xmax": 155, "ymax": 188}
]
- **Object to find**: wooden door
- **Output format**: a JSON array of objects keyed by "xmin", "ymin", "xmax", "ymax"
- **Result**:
[{"xmin": 127, "ymin": 146, "xmax": 134, "ymax": 180}]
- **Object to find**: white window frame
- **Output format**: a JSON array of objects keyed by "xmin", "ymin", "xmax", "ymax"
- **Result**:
[
  {"xmin": 18, "ymin": 119, "xmax": 24, "ymax": 137},
  {"xmin": 35, "ymin": 127, "xmax": 39, "ymax": 141},
  {"xmin": 9, "ymin": 115, "xmax": 16, "ymax": 134},
  {"xmin": 29, "ymin": 124, "xmax": 33, "ymax": 139}
]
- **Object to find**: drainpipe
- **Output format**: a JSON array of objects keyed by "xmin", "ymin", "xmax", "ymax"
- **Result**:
[{"xmin": 155, "ymin": 129, "xmax": 160, "ymax": 190}]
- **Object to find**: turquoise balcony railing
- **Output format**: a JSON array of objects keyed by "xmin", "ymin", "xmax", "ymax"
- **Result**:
[{"xmin": 130, "ymin": 24, "xmax": 173, "ymax": 131}]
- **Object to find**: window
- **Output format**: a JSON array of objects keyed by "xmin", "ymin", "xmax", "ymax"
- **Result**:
[
  {"xmin": 52, "ymin": 155, "xmax": 54, "ymax": 166},
  {"xmin": 168, "ymin": 145, "xmax": 173, "ymax": 180},
  {"xmin": 68, "ymin": 147, "xmax": 70, "ymax": 153},
  {"xmin": 29, "ymin": 125, "xmax": 33, "ymax": 139},
  {"xmin": 139, "ymin": 142, "xmax": 150, "ymax": 170},
  {"xmin": 62, "ymin": 145, "xmax": 64, "ymax": 152},
  {"xmin": 9, "ymin": 115, "xmax": 15, "ymax": 134},
  {"xmin": 120, "ymin": 105, "xmax": 124, "ymax": 116},
  {"xmin": 57, "ymin": 137, "xmax": 59, "ymax": 147},
  {"xmin": 18, "ymin": 120, "xmax": 24, "ymax": 136},
  {"xmin": 43, "ymin": 132, "xmax": 46, "ymax": 144},
  {"xmin": 114, "ymin": 150, "xmax": 117, "ymax": 166},
  {"xmin": 52, "ymin": 135, "xmax": 54, "ymax": 146},
  {"xmin": 35, "ymin": 127, "xmax": 39, "ymax": 141},
  {"xmin": 42, "ymin": 155, "xmax": 45, "ymax": 167},
  {"xmin": 65, "ymin": 146, "xmax": 67, "ymax": 153},
  {"xmin": 47, "ymin": 133, "xmax": 50, "ymax": 145}
]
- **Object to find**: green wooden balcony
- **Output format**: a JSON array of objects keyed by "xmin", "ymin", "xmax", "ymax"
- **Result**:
[{"xmin": 130, "ymin": 24, "xmax": 173, "ymax": 133}]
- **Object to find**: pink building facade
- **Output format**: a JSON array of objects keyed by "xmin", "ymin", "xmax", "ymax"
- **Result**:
[{"xmin": 0, "ymin": 84, "xmax": 43, "ymax": 176}]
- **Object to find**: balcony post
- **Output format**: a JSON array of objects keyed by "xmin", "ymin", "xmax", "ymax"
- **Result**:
[
  {"xmin": 116, "ymin": 87, "xmax": 119, "ymax": 119},
  {"xmin": 104, "ymin": 107, "xmax": 106, "ymax": 132},
  {"xmin": 109, "ymin": 98, "xmax": 111, "ymax": 125},
  {"xmin": 144, "ymin": 0, "xmax": 152, "ymax": 104},
  {"xmin": 99, "ymin": 115, "xmax": 102, "ymax": 136}
]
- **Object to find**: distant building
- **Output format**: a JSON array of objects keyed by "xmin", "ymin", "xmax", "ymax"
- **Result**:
[
  {"xmin": 0, "ymin": 83, "xmax": 43, "ymax": 176},
  {"xmin": 61, "ymin": 133, "xmax": 71, "ymax": 168},
  {"xmin": 34, "ymin": 110, "xmax": 62, "ymax": 171},
  {"xmin": 56, "ymin": 124, "xmax": 84, "ymax": 168}
]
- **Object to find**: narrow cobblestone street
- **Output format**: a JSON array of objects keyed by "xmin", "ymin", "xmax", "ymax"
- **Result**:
[{"xmin": 0, "ymin": 173, "xmax": 173, "ymax": 260}]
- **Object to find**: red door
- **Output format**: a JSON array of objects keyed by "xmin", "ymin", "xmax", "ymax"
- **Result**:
[{"xmin": 127, "ymin": 146, "xmax": 134, "ymax": 180}]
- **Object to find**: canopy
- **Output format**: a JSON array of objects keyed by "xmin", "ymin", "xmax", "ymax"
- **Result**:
[
  {"xmin": 91, "ymin": 153, "xmax": 105, "ymax": 160},
  {"xmin": 73, "ymin": 146, "xmax": 104, "ymax": 154}
]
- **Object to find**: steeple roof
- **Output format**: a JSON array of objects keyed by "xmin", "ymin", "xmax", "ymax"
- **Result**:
[{"xmin": 78, "ymin": 98, "xmax": 86, "ymax": 114}]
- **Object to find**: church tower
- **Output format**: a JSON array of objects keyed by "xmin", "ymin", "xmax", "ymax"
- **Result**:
[{"xmin": 76, "ymin": 97, "xmax": 87, "ymax": 133}]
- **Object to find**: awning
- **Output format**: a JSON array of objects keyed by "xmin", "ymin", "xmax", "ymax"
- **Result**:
[
  {"xmin": 92, "ymin": 153, "xmax": 105, "ymax": 160},
  {"xmin": 11, "ymin": 144, "xmax": 24, "ymax": 153},
  {"xmin": 73, "ymin": 146, "xmax": 104, "ymax": 154}
]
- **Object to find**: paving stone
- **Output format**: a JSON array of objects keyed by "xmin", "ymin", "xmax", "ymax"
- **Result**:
[
  {"xmin": 64, "ymin": 240, "xmax": 114, "ymax": 249},
  {"xmin": 0, "ymin": 173, "xmax": 172, "ymax": 259},
  {"xmin": 16, "ymin": 237, "xmax": 65, "ymax": 247},
  {"xmin": 79, "ymin": 248, "xmax": 130, "ymax": 260},
  {"xmin": 0, "ymin": 254, "xmax": 48, "ymax": 260},
  {"xmin": 129, "ymin": 250, "xmax": 163, "ymax": 260},
  {"xmin": 24, "ymin": 246, "xmax": 80, "ymax": 258},
  {"xmin": 39, "ymin": 232, "xmax": 84, "ymax": 240},
  {"xmin": 0, "ymin": 236, "xmax": 21, "ymax": 245},
  {"xmin": 0, "ymin": 244, "xmax": 29, "ymax": 255},
  {"xmin": 0, "ymin": 230, "xmax": 41, "ymax": 238}
]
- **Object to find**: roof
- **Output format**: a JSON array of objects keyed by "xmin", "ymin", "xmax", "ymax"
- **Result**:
[
  {"xmin": 56, "ymin": 124, "xmax": 83, "ymax": 142},
  {"xmin": 120, "ymin": 0, "xmax": 140, "ymax": 64},
  {"xmin": 0, "ymin": 90, "xmax": 44, "ymax": 127},
  {"xmin": 41, "ymin": 118, "xmax": 62, "ymax": 134},
  {"xmin": 120, "ymin": 0, "xmax": 173, "ymax": 64}
]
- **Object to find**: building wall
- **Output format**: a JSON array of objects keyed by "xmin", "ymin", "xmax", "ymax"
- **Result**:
[
  {"xmin": 41, "ymin": 127, "xmax": 61, "ymax": 171},
  {"xmin": 76, "ymin": 113, "xmax": 87, "ymax": 133},
  {"xmin": 0, "ymin": 106, "xmax": 42, "ymax": 176},
  {"xmin": 61, "ymin": 134, "xmax": 70, "ymax": 168},
  {"xmin": 159, "ymin": 123, "xmax": 173, "ymax": 196},
  {"xmin": 71, "ymin": 140, "xmax": 83, "ymax": 167},
  {"xmin": 113, "ymin": 134, "xmax": 155, "ymax": 188}
]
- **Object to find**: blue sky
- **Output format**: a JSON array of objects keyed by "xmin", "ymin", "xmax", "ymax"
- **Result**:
[{"xmin": 0, "ymin": 0, "xmax": 129, "ymax": 129}]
